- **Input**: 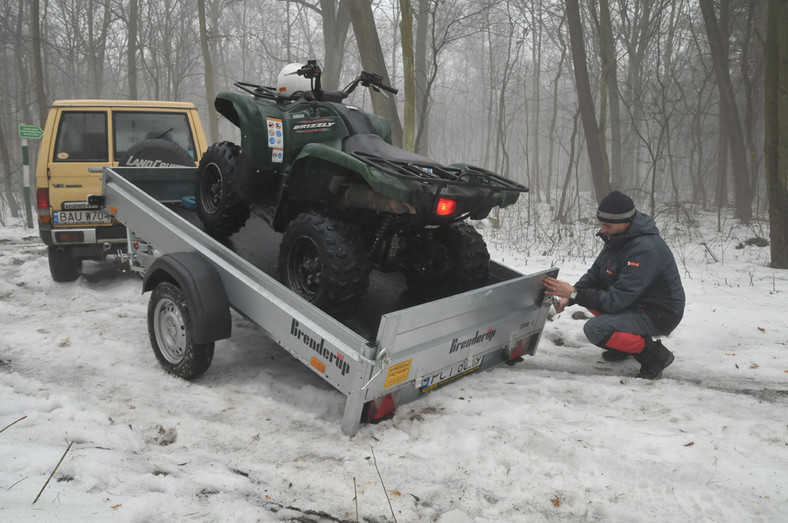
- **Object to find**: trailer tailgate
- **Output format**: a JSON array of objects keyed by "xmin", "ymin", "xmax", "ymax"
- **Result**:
[{"xmin": 364, "ymin": 265, "xmax": 556, "ymax": 400}]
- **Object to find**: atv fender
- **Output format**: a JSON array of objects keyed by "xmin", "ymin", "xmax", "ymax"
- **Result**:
[
  {"xmin": 214, "ymin": 92, "xmax": 273, "ymax": 167},
  {"xmin": 142, "ymin": 252, "xmax": 232, "ymax": 344},
  {"xmin": 288, "ymin": 143, "xmax": 411, "ymax": 204}
]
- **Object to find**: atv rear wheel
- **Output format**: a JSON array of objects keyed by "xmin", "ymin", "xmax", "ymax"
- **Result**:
[
  {"xmin": 196, "ymin": 142, "xmax": 251, "ymax": 236},
  {"xmin": 279, "ymin": 212, "xmax": 370, "ymax": 316},
  {"xmin": 403, "ymin": 222, "xmax": 490, "ymax": 294}
]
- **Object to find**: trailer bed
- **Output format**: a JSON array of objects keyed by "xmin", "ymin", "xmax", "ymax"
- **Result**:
[{"xmin": 99, "ymin": 166, "xmax": 557, "ymax": 435}]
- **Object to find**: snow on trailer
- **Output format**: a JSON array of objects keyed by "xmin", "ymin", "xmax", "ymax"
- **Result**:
[{"xmin": 95, "ymin": 166, "xmax": 556, "ymax": 435}]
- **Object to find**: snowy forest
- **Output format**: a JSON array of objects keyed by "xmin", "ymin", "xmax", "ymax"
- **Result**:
[{"xmin": 1, "ymin": 0, "xmax": 786, "ymax": 265}]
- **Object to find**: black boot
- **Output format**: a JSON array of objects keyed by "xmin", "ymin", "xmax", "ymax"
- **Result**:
[
  {"xmin": 602, "ymin": 349, "xmax": 630, "ymax": 361},
  {"xmin": 633, "ymin": 339, "xmax": 674, "ymax": 379}
]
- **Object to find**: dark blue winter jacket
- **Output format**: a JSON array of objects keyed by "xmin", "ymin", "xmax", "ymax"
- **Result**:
[{"xmin": 573, "ymin": 212, "xmax": 685, "ymax": 334}]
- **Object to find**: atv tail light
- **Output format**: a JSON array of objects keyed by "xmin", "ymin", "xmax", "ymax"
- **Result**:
[
  {"xmin": 435, "ymin": 198, "xmax": 457, "ymax": 216},
  {"xmin": 363, "ymin": 392, "xmax": 400, "ymax": 423},
  {"xmin": 36, "ymin": 188, "xmax": 51, "ymax": 225}
]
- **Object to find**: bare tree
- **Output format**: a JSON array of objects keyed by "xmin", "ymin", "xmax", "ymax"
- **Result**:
[
  {"xmin": 699, "ymin": 0, "xmax": 753, "ymax": 220},
  {"xmin": 764, "ymin": 0, "xmax": 788, "ymax": 268},
  {"xmin": 564, "ymin": 0, "xmax": 610, "ymax": 202}
]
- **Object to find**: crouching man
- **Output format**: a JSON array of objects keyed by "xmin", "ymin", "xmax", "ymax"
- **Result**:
[{"xmin": 545, "ymin": 191, "xmax": 685, "ymax": 379}]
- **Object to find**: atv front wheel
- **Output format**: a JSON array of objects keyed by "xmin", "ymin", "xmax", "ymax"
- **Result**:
[
  {"xmin": 403, "ymin": 222, "xmax": 490, "ymax": 294},
  {"xmin": 196, "ymin": 142, "xmax": 251, "ymax": 236},
  {"xmin": 279, "ymin": 212, "xmax": 370, "ymax": 316}
]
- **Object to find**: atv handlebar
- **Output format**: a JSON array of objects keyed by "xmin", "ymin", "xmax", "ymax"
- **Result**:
[{"xmin": 236, "ymin": 61, "xmax": 397, "ymax": 102}]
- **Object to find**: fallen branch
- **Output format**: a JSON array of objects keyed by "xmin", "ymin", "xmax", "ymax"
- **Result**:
[
  {"xmin": 370, "ymin": 446, "xmax": 396, "ymax": 523},
  {"xmin": 33, "ymin": 440, "xmax": 73, "ymax": 504},
  {"xmin": 0, "ymin": 415, "xmax": 27, "ymax": 434}
]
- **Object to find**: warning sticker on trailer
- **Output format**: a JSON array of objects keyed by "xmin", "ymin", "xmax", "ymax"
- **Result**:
[
  {"xmin": 384, "ymin": 359, "xmax": 413, "ymax": 388},
  {"xmin": 266, "ymin": 118, "xmax": 283, "ymax": 148}
]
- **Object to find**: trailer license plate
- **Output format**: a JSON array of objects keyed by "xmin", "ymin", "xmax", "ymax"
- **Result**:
[
  {"xmin": 53, "ymin": 210, "xmax": 111, "ymax": 225},
  {"xmin": 420, "ymin": 355, "xmax": 484, "ymax": 393}
]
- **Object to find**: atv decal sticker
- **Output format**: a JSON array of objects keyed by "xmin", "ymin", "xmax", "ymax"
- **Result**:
[
  {"xmin": 272, "ymin": 148, "xmax": 283, "ymax": 163},
  {"xmin": 266, "ymin": 118, "xmax": 283, "ymax": 148},
  {"xmin": 293, "ymin": 119, "xmax": 336, "ymax": 133}
]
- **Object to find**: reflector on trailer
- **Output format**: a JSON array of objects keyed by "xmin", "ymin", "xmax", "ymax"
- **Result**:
[{"xmin": 363, "ymin": 392, "xmax": 400, "ymax": 423}]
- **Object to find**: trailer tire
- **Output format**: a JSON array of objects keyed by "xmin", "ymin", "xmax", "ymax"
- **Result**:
[
  {"xmin": 279, "ymin": 212, "xmax": 370, "ymax": 316},
  {"xmin": 195, "ymin": 141, "xmax": 251, "ymax": 236},
  {"xmin": 403, "ymin": 222, "xmax": 490, "ymax": 294},
  {"xmin": 117, "ymin": 138, "xmax": 195, "ymax": 167},
  {"xmin": 148, "ymin": 281, "xmax": 214, "ymax": 379},
  {"xmin": 47, "ymin": 245, "xmax": 82, "ymax": 282}
]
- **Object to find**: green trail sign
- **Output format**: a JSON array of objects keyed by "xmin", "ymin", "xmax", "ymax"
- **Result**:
[{"xmin": 18, "ymin": 124, "xmax": 43, "ymax": 140}]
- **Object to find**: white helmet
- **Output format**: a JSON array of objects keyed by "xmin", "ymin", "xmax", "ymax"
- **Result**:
[{"xmin": 277, "ymin": 63, "xmax": 312, "ymax": 98}]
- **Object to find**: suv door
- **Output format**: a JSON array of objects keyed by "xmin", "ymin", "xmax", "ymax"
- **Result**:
[{"xmin": 48, "ymin": 110, "xmax": 112, "ymax": 226}]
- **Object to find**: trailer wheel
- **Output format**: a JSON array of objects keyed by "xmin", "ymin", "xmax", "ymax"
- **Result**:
[
  {"xmin": 403, "ymin": 222, "xmax": 490, "ymax": 294},
  {"xmin": 47, "ymin": 245, "xmax": 82, "ymax": 282},
  {"xmin": 195, "ymin": 141, "xmax": 251, "ymax": 236},
  {"xmin": 279, "ymin": 212, "xmax": 370, "ymax": 316},
  {"xmin": 148, "ymin": 282, "xmax": 214, "ymax": 379}
]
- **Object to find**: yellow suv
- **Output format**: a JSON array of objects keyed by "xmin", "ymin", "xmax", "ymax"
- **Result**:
[{"xmin": 35, "ymin": 100, "xmax": 208, "ymax": 281}]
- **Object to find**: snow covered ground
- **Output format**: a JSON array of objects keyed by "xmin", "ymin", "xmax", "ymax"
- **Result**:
[{"xmin": 1, "ymin": 214, "xmax": 786, "ymax": 522}]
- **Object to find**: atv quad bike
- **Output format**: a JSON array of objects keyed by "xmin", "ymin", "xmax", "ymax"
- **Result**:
[{"xmin": 195, "ymin": 60, "xmax": 528, "ymax": 316}]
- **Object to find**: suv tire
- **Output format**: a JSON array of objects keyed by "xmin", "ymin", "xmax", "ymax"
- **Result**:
[
  {"xmin": 48, "ymin": 245, "xmax": 82, "ymax": 282},
  {"xmin": 117, "ymin": 138, "xmax": 195, "ymax": 167}
]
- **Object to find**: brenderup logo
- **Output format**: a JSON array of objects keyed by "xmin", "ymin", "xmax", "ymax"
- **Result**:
[
  {"xmin": 290, "ymin": 319, "xmax": 350, "ymax": 376},
  {"xmin": 449, "ymin": 328, "xmax": 496, "ymax": 353}
]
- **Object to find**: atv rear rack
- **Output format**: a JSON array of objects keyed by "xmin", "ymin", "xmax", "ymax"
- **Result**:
[{"xmin": 352, "ymin": 151, "xmax": 529, "ymax": 193}]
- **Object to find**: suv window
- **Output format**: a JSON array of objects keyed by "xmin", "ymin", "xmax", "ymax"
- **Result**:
[
  {"xmin": 113, "ymin": 111, "xmax": 197, "ymax": 161},
  {"xmin": 53, "ymin": 111, "xmax": 108, "ymax": 162}
]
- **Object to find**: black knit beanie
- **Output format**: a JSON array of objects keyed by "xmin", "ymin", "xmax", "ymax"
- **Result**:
[{"xmin": 597, "ymin": 190, "xmax": 635, "ymax": 223}]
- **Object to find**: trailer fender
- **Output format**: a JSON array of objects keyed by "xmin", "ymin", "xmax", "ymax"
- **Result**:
[{"xmin": 142, "ymin": 252, "xmax": 231, "ymax": 344}]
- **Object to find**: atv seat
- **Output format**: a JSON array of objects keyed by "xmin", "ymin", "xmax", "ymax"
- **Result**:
[{"xmin": 343, "ymin": 134, "xmax": 443, "ymax": 168}]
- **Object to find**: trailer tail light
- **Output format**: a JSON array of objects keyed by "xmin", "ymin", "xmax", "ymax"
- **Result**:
[
  {"xmin": 435, "ymin": 198, "xmax": 457, "ymax": 216},
  {"xmin": 363, "ymin": 392, "xmax": 400, "ymax": 423},
  {"xmin": 504, "ymin": 338, "xmax": 527, "ymax": 366},
  {"xmin": 36, "ymin": 188, "xmax": 51, "ymax": 225}
]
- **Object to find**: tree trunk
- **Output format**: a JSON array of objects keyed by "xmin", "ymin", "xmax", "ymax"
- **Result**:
[
  {"xmin": 198, "ymin": 0, "xmax": 219, "ymax": 143},
  {"xmin": 764, "ymin": 0, "xmax": 788, "ymax": 268},
  {"xmin": 564, "ymin": 0, "xmax": 610, "ymax": 203},
  {"xmin": 414, "ymin": 0, "xmax": 429, "ymax": 155},
  {"xmin": 347, "ymin": 0, "xmax": 403, "ymax": 147},
  {"xmin": 31, "ymin": 0, "xmax": 48, "ymax": 127},
  {"xmin": 699, "ymin": 0, "xmax": 753, "ymax": 220},
  {"xmin": 320, "ymin": 0, "xmax": 351, "ymax": 90},
  {"xmin": 599, "ymin": 0, "xmax": 622, "ymax": 189},
  {"xmin": 399, "ymin": 0, "xmax": 416, "ymax": 152},
  {"xmin": 128, "ymin": 0, "xmax": 138, "ymax": 99}
]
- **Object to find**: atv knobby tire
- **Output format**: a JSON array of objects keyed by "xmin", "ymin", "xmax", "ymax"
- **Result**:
[
  {"xmin": 196, "ymin": 142, "xmax": 251, "ymax": 236},
  {"xmin": 404, "ymin": 222, "xmax": 490, "ymax": 294},
  {"xmin": 148, "ymin": 282, "xmax": 214, "ymax": 379},
  {"xmin": 279, "ymin": 212, "xmax": 370, "ymax": 316},
  {"xmin": 117, "ymin": 138, "xmax": 195, "ymax": 167}
]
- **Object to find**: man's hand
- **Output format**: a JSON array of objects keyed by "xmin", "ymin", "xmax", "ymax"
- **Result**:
[{"xmin": 544, "ymin": 276, "xmax": 574, "ymax": 313}]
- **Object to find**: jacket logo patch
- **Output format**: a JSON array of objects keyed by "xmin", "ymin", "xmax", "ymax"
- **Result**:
[{"xmin": 627, "ymin": 261, "xmax": 640, "ymax": 267}]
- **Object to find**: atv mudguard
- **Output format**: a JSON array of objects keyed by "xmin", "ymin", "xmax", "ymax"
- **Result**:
[{"xmin": 287, "ymin": 143, "xmax": 412, "ymax": 205}]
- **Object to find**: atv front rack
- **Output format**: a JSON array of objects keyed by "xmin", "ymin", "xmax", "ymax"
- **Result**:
[{"xmin": 351, "ymin": 151, "xmax": 529, "ymax": 193}]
